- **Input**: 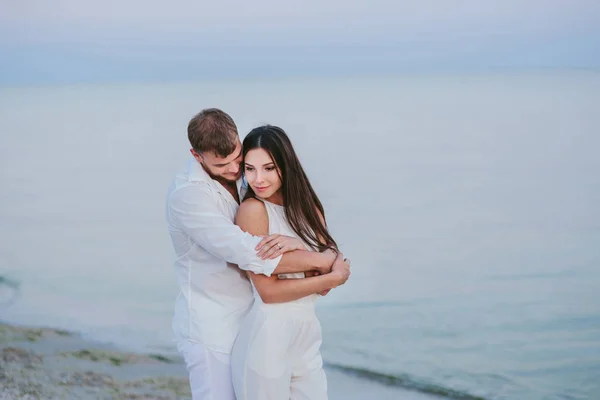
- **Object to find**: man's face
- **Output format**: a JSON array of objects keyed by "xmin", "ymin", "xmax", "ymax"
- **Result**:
[{"xmin": 191, "ymin": 140, "xmax": 243, "ymax": 183}]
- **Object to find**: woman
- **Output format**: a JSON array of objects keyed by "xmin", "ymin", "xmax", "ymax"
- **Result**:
[{"xmin": 231, "ymin": 125, "xmax": 345, "ymax": 400}]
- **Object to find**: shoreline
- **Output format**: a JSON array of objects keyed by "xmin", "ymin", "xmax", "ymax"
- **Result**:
[{"xmin": 1, "ymin": 321, "xmax": 436, "ymax": 400}]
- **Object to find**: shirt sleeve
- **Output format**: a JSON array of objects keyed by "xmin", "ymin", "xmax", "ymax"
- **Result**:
[{"xmin": 168, "ymin": 182, "xmax": 280, "ymax": 277}]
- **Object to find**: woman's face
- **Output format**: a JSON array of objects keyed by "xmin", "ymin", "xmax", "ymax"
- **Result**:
[{"xmin": 244, "ymin": 148, "xmax": 283, "ymax": 204}]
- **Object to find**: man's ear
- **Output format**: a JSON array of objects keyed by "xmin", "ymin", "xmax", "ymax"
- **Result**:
[{"xmin": 190, "ymin": 149, "xmax": 203, "ymax": 162}]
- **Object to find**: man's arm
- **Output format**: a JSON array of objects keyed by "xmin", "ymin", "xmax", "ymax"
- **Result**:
[
  {"xmin": 249, "ymin": 253, "xmax": 350, "ymax": 304},
  {"xmin": 168, "ymin": 183, "xmax": 332, "ymax": 276},
  {"xmin": 235, "ymin": 198, "xmax": 350, "ymax": 302},
  {"xmin": 253, "ymin": 209, "xmax": 337, "ymax": 275},
  {"xmin": 276, "ymin": 250, "xmax": 335, "ymax": 275},
  {"xmin": 234, "ymin": 198, "xmax": 336, "ymax": 275}
]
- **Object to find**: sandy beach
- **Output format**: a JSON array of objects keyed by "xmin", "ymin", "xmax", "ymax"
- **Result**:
[
  {"xmin": 1, "ymin": 322, "xmax": 437, "ymax": 400},
  {"xmin": 1, "ymin": 322, "xmax": 191, "ymax": 399}
]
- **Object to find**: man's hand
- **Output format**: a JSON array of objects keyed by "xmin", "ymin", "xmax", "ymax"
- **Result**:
[
  {"xmin": 330, "ymin": 253, "xmax": 351, "ymax": 288},
  {"xmin": 256, "ymin": 234, "xmax": 305, "ymax": 259}
]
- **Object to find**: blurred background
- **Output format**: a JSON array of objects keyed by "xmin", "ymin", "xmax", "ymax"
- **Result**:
[{"xmin": 1, "ymin": 1, "xmax": 599, "ymax": 399}]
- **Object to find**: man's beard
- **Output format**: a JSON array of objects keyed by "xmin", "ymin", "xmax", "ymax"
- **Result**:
[
  {"xmin": 215, "ymin": 173, "xmax": 240, "ymax": 184},
  {"xmin": 202, "ymin": 163, "xmax": 240, "ymax": 184}
]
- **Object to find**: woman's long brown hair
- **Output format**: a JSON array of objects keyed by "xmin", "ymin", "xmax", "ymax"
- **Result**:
[{"xmin": 243, "ymin": 125, "xmax": 338, "ymax": 253}]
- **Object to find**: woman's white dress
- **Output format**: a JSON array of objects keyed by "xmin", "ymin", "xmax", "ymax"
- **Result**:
[{"xmin": 231, "ymin": 199, "xmax": 327, "ymax": 400}]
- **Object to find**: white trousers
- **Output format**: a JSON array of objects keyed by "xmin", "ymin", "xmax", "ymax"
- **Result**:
[
  {"xmin": 231, "ymin": 304, "xmax": 328, "ymax": 400},
  {"xmin": 177, "ymin": 340, "xmax": 236, "ymax": 400}
]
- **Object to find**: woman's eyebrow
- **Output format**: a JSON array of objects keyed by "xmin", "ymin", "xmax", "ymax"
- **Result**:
[{"xmin": 245, "ymin": 162, "xmax": 275, "ymax": 167}]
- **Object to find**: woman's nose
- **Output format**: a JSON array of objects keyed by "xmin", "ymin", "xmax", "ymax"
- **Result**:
[{"xmin": 254, "ymin": 171, "xmax": 265, "ymax": 183}]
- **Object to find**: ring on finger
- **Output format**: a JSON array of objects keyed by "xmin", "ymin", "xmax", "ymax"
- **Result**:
[{"xmin": 277, "ymin": 243, "xmax": 282, "ymax": 249}]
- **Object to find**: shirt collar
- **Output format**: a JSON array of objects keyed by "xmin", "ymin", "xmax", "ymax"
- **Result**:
[
  {"xmin": 188, "ymin": 157, "xmax": 211, "ymax": 183},
  {"xmin": 238, "ymin": 175, "xmax": 248, "ymax": 199}
]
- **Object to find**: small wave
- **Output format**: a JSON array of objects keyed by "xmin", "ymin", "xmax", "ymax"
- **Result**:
[{"xmin": 324, "ymin": 362, "xmax": 488, "ymax": 400}]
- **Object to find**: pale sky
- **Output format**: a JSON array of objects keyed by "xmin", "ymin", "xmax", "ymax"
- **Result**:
[{"xmin": 1, "ymin": 0, "xmax": 599, "ymax": 84}]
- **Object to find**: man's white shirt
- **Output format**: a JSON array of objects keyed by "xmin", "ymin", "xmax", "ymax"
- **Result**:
[{"xmin": 166, "ymin": 158, "xmax": 281, "ymax": 353}]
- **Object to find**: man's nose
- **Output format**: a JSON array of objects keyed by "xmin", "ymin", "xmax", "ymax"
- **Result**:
[{"xmin": 228, "ymin": 162, "xmax": 240, "ymax": 174}]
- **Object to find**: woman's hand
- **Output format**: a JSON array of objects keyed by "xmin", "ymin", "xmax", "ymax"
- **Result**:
[
  {"xmin": 308, "ymin": 270, "xmax": 332, "ymax": 296},
  {"xmin": 256, "ymin": 234, "xmax": 305, "ymax": 259}
]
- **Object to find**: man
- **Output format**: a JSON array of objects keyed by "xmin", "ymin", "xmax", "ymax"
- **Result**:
[{"xmin": 165, "ymin": 108, "xmax": 351, "ymax": 400}]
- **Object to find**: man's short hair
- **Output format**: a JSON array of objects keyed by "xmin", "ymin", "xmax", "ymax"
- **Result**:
[{"xmin": 188, "ymin": 108, "xmax": 238, "ymax": 158}]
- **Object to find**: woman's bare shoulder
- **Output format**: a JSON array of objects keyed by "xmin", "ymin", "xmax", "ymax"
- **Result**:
[
  {"xmin": 236, "ymin": 198, "xmax": 269, "ymax": 234},
  {"xmin": 238, "ymin": 197, "xmax": 266, "ymax": 215}
]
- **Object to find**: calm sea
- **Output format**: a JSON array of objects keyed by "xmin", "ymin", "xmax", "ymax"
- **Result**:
[{"xmin": 1, "ymin": 72, "xmax": 599, "ymax": 400}]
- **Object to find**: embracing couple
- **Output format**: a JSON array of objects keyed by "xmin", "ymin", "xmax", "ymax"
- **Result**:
[{"xmin": 165, "ymin": 108, "xmax": 351, "ymax": 400}]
